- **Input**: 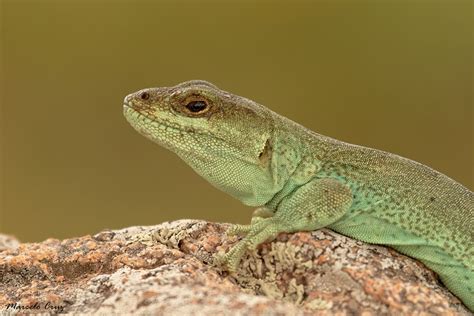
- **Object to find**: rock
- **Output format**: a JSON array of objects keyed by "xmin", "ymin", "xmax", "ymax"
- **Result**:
[
  {"xmin": 0, "ymin": 220, "xmax": 471, "ymax": 315},
  {"xmin": 0, "ymin": 234, "xmax": 20, "ymax": 251}
]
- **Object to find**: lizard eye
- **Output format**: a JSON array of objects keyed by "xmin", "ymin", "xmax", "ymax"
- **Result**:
[
  {"xmin": 140, "ymin": 92, "xmax": 150, "ymax": 100},
  {"xmin": 186, "ymin": 100, "xmax": 208, "ymax": 113}
]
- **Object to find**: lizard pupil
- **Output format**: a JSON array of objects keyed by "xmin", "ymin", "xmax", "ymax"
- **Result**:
[
  {"xmin": 140, "ymin": 92, "xmax": 150, "ymax": 100},
  {"xmin": 186, "ymin": 101, "xmax": 207, "ymax": 113}
]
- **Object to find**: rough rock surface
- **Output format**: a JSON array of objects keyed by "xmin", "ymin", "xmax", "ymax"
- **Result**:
[
  {"xmin": 0, "ymin": 220, "xmax": 471, "ymax": 315},
  {"xmin": 0, "ymin": 234, "xmax": 20, "ymax": 252}
]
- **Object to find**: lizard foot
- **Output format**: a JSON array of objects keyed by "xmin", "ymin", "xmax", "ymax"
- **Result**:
[{"xmin": 215, "ymin": 217, "xmax": 285, "ymax": 272}]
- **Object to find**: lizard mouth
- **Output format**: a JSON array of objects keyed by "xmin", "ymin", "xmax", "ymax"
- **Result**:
[
  {"xmin": 123, "ymin": 101, "xmax": 213, "ymax": 138},
  {"xmin": 123, "ymin": 105, "xmax": 183, "ymax": 133},
  {"xmin": 123, "ymin": 101, "xmax": 234, "ymax": 157}
]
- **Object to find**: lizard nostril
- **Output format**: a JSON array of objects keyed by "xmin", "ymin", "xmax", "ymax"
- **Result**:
[{"xmin": 140, "ymin": 92, "xmax": 150, "ymax": 100}]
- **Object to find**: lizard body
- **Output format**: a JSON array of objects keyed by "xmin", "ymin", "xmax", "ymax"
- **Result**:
[{"xmin": 123, "ymin": 80, "xmax": 473, "ymax": 311}]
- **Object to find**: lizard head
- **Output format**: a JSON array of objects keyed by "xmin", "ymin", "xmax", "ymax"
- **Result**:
[{"xmin": 123, "ymin": 80, "xmax": 280, "ymax": 206}]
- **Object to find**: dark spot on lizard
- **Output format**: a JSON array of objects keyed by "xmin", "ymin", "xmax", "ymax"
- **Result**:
[{"xmin": 430, "ymin": 196, "xmax": 436, "ymax": 202}]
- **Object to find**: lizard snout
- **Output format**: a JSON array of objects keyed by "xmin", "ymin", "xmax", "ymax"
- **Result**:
[{"xmin": 123, "ymin": 94, "xmax": 134, "ymax": 107}]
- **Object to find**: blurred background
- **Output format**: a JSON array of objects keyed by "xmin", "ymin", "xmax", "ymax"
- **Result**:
[{"xmin": 0, "ymin": 0, "xmax": 472, "ymax": 242}]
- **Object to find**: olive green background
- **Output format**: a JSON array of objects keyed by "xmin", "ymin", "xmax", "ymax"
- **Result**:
[{"xmin": 1, "ymin": 0, "xmax": 472, "ymax": 242}]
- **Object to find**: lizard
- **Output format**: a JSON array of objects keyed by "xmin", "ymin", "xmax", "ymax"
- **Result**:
[{"xmin": 123, "ymin": 80, "xmax": 474, "ymax": 311}]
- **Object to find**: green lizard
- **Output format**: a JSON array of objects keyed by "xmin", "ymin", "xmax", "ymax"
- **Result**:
[{"xmin": 123, "ymin": 80, "xmax": 473, "ymax": 311}]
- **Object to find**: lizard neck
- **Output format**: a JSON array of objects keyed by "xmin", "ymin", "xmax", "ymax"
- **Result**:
[{"xmin": 264, "ymin": 120, "xmax": 323, "ymax": 209}]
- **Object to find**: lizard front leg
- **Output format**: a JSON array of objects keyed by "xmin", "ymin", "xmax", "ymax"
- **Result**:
[{"xmin": 216, "ymin": 178, "xmax": 353, "ymax": 272}]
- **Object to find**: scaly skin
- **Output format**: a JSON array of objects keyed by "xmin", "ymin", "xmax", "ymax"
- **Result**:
[{"xmin": 123, "ymin": 80, "xmax": 473, "ymax": 311}]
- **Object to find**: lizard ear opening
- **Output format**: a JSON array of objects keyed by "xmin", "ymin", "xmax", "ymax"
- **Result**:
[{"xmin": 258, "ymin": 138, "xmax": 272, "ymax": 167}]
